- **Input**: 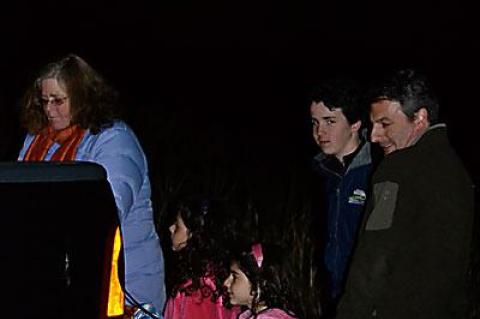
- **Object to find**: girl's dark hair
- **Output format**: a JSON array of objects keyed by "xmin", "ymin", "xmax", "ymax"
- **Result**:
[
  {"xmin": 231, "ymin": 242, "xmax": 299, "ymax": 317},
  {"xmin": 20, "ymin": 54, "xmax": 119, "ymax": 134},
  {"xmin": 165, "ymin": 198, "xmax": 237, "ymax": 302}
]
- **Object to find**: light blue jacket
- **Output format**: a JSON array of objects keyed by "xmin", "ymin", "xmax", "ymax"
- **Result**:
[{"xmin": 19, "ymin": 121, "xmax": 166, "ymax": 312}]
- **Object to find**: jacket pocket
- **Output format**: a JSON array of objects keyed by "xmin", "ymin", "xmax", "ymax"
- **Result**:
[{"xmin": 365, "ymin": 181, "xmax": 399, "ymax": 230}]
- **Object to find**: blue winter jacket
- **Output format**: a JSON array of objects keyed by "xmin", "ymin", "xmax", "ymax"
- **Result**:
[
  {"xmin": 313, "ymin": 141, "xmax": 373, "ymax": 300},
  {"xmin": 19, "ymin": 121, "xmax": 166, "ymax": 311}
]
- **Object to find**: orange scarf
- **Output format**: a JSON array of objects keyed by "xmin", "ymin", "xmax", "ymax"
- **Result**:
[{"xmin": 23, "ymin": 125, "xmax": 87, "ymax": 161}]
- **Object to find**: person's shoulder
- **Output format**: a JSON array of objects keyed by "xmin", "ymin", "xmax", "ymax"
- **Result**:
[
  {"xmin": 89, "ymin": 121, "xmax": 143, "ymax": 152},
  {"xmin": 380, "ymin": 125, "xmax": 450, "ymax": 168},
  {"xmin": 312, "ymin": 152, "xmax": 332, "ymax": 174},
  {"xmin": 350, "ymin": 140, "xmax": 374, "ymax": 169},
  {"xmin": 256, "ymin": 308, "xmax": 298, "ymax": 319},
  {"xmin": 100, "ymin": 121, "xmax": 132, "ymax": 133},
  {"xmin": 373, "ymin": 151, "xmax": 410, "ymax": 181},
  {"xmin": 93, "ymin": 121, "xmax": 138, "ymax": 139},
  {"xmin": 373, "ymin": 128, "xmax": 444, "ymax": 181},
  {"xmin": 238, "ymin": 309, "xmax": 253, "ymax": 319}
]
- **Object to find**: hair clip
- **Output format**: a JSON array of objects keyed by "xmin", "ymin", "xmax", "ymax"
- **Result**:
[{"xmin": 251, "ymin": 243, "xmax": 263, "ymax": 268}]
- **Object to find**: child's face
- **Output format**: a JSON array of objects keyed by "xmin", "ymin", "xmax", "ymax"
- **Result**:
[
  {"xmin": 168, "ymin": 214, "xmax": 190, "ymax": 251},
  {"xmin": 224, "ymin": 261, "xmax": 253, "ymax": 307}
]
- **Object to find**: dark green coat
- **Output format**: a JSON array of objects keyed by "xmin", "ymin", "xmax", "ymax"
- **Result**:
[{"xmin": 336, "ymin": 125, "xmax": 474, "ymax": 319}]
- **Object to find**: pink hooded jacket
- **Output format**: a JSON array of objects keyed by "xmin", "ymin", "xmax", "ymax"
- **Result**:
[{"xmin": 164, "ymin": 276, "xmax": 240, "ymax": 319}]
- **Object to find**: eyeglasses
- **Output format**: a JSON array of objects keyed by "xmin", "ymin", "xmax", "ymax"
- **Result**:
[{"xmin": 41, "ymin": 96, "xmax": 68, "ymax": 107}]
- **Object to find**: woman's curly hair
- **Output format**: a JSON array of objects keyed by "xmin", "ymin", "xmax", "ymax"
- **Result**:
[
  {"xmin": 229, "ymin": 242, "xmax": 300, "ymax": 318},
  {"xmin": 165, "ymin": 198, "xmax": 238, "ymax": 302},
  {"xmin": 20, "ymin": 54, "xmax": 119, "ymax": 134}
]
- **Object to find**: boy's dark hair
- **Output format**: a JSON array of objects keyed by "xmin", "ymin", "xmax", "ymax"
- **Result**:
[
  {"xmin": 311, "ymin": 76, "xmax": 366, "ymax": 127},
  {"xmin": 367, "ymin": 69, "xmax": 440, "ymax": 124}
]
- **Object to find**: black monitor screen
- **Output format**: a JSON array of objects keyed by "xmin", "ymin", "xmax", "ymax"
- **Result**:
[{"xmin": 0, "ymin": 162, "xmax": 120, "ymax": 319}]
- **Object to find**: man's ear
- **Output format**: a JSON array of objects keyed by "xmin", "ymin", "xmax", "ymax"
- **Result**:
[
  {"xmin": 351, "ymin": 120, "xmax": 361, "ymax": 133},
  {"xmin": 414, "ymin": 108, "xmax": 429, "ymax": 126}
]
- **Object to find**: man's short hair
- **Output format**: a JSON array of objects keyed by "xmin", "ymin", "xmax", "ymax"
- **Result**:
[{"xmin": 367, "ymin": 69, "xmax": 440, "ymax": 124}]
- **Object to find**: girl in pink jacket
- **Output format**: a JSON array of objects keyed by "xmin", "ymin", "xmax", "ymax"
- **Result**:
[
  {"xmin": 163, "ymin": 199, "xmax": 240, "ymax": 319},
  {"xmin": 224, "ymin": 242, "xmax": 300, "ymax": 319}
]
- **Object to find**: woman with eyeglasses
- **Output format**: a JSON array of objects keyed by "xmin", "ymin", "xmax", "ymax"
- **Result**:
[{"xmin": 18, "ymin": 54, "xmax": 166, "ymax": 315}]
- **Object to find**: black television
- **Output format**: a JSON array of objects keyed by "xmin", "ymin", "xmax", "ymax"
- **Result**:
[{"xmin": 0, "ymin": 161, "xmax": 122, "ymax": 319}]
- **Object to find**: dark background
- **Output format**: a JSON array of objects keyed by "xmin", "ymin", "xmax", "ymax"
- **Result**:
[{"xmin": 1, "ymin": 0, "xmax": 478, "ymax": 212}]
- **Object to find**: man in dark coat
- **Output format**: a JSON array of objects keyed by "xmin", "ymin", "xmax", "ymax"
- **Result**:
[{"xmin": 336, "ymin": 69, "xmax": 475, "ymax": 319}]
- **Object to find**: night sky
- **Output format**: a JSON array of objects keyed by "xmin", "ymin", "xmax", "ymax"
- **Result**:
[{"xmin": 1, "ymin": 0, "xmax": 479, "ymax": 199}]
